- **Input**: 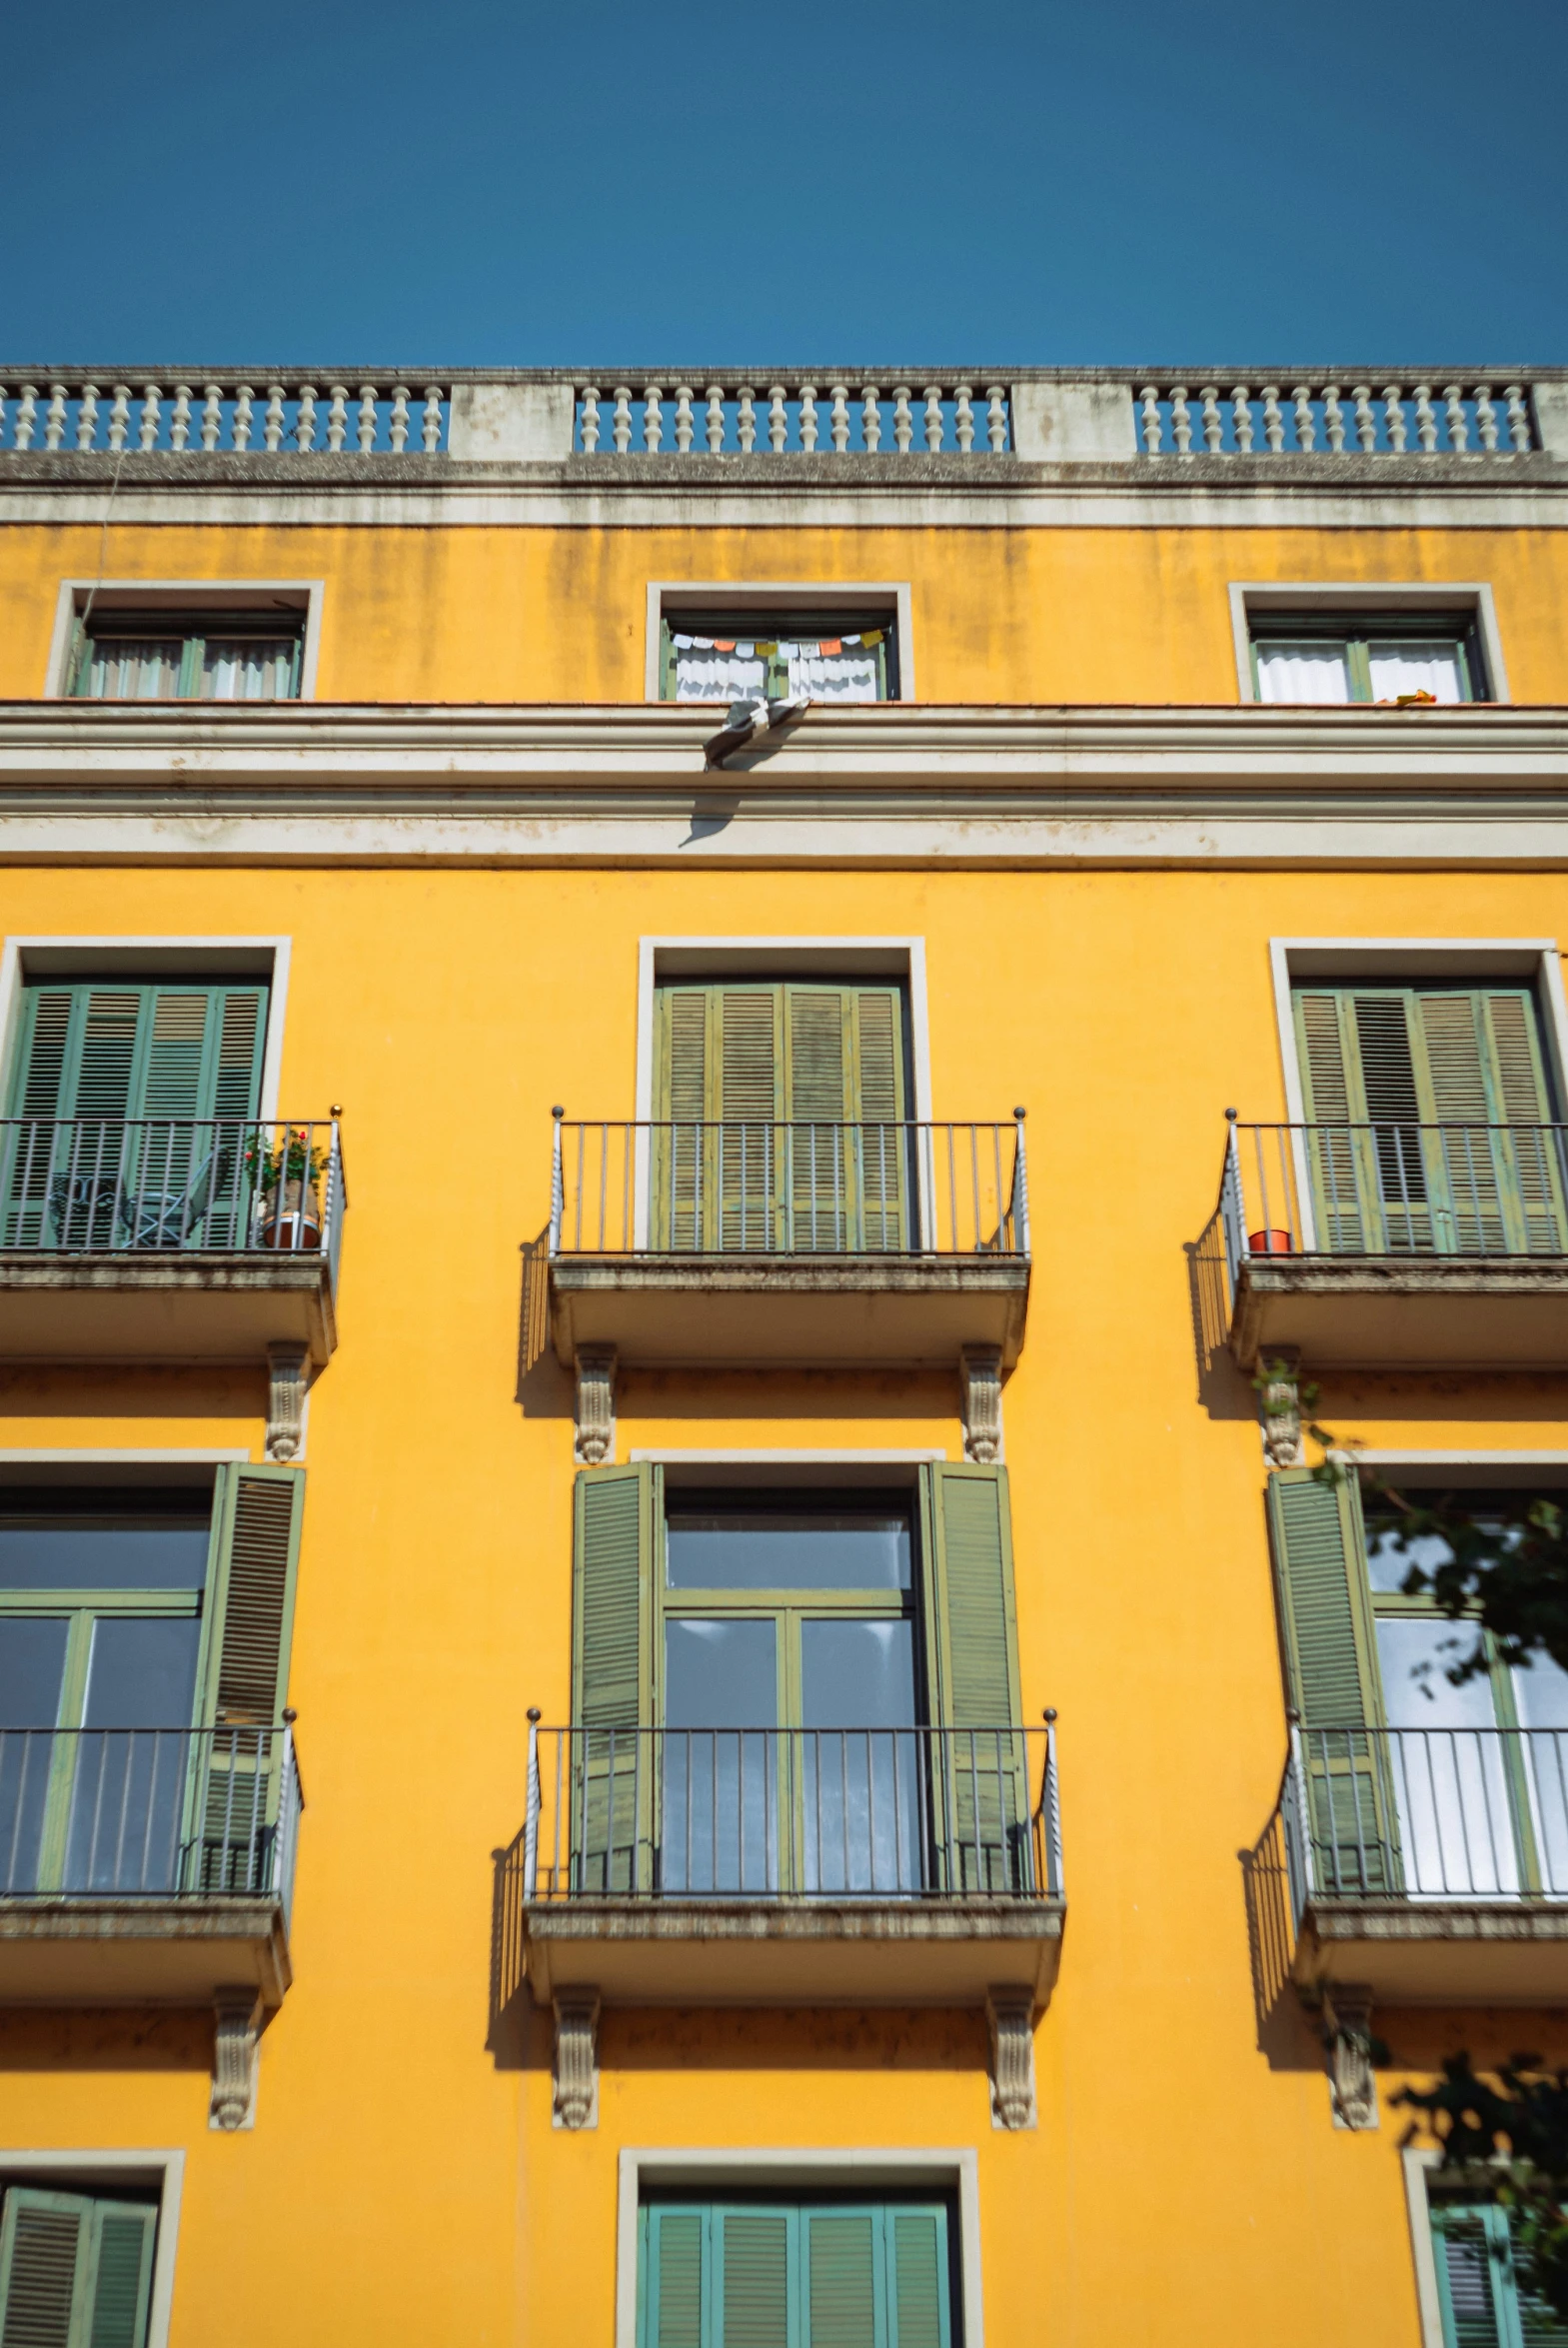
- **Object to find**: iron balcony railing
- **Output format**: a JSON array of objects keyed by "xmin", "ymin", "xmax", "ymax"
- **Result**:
[
  {"xmin": 0, "ymin": 1117, "xmax": 346, "ymax": 1285},
  {"xmin": 550, "ymin": 1115, "xmax": 1029, "ymax": 1258},
  {"xmin": 1216, "ymin": 1113, "xmax": 1568, "ymax": 1287},
  {"xmin": 1280, "ymin": 1722, "xmax": 1568, "ymax": 1912},
  {"xmin": 0, "ymin": 1722, "xmax": 303, "ymax": 1921},
  {"xmin": 508, "ymin": 1719, "xmax": 1061, "ymax": 1907}
]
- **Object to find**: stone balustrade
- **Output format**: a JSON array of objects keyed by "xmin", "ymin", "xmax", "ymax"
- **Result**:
[{"xmin": 0, "ymin": 369, "xmax": 1563, "ymax": 463}]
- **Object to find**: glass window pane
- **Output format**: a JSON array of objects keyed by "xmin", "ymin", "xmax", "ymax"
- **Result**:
[
  {"xmin": 66, "ymin": 1617, "xmax": 202, "ymax": 1893},
  {"xmin": 201, "ymin": 639, "xmax": 296, "ymax": 702},
  {"xmin": 800, "ymin": 1620, "xmax": 921, "ymax": 1895},
  {"xmin": 0, "ymin": 1617, "xmax": 69, "ymax": 1727},
  {"xmin": 0, "ymin": 1491, "xmax": 211, "ymax": 1590},
  {"xmin": 82, "ymin": 1616, "xmax": 201, "ymax": 1728},
  {"xmin": 1514, "ymin": 1656, "xmax": 1568, "ymax": 1894},
  {"xmin": 1367, "ymin": 641, "xmax": 1464, "ymax": 703},
  {"xmin": 85, "ymin": 639, "xmax": 184, "ymax": 699},
  {"xmin": 801, "ymin": 1619, "xmax": 917, "ymax": 1729},
  {"xmin": 1376, "ymin": 1617, "xmax": 1517, "ymax": 1893},
  {"xmin": 0, "ymin": 1618, "xmax": 69, "ymax": 1894},
  {"xmin": 1254, "ymin": 642, "xmax": 1351, "ymax": 704},
  {"xmin": 667, "ymin": 1495, "xmax": 911, "ymax": 1590},
  {"xmin": 663, "ymin": 1619, "xmax": 776, "ymax": 1895}
]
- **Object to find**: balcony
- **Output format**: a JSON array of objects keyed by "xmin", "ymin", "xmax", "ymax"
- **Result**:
[
  {"xmin": 501, "ymin": 1721, "xmax": 1064, "ymax": 2008},
  {"xmin": 547, "ymin": 1118, "xmax": 1030, "ymax": 1368},
  {"xmin": 0, "ymin": 1118, "xmax": 345, "ymax": 1366},
  {"xmin": 0, "ymin": 1722, "xmax": 302, "ymax": 2005},
  {"xmin": 1209, "ymin": 1116, "xmax": 1568, "ymax": 1369},
  {"xmin": 1260, "ymin": 1724, "xmax": 1568, "ymax": 2002}
]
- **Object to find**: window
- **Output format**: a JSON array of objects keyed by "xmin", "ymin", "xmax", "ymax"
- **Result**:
[
  {"xmin": 0, "ymin": 2183, "xmax": 159, "ymax": 2348},
  {"xmin": 1268, "ymin": 1469, "xmax": 1568, "ymax": 1896},
  {"xmin": 1250, "ymin": 612, "xmax": 1486, "ymax": 705},
  {"xmin": 654, "ymin": 980, "xmax": 910, "ymax": 1251},
  {"xmin": 1292, "ymin": 982, "xmax": 1565, "ymax": 1254},
  {"xmin": 69, "ymin": 609, "xmax": 303, "ymax": 701},
  {"xmin": 572, "ymin": 1463, "xmax": 1027, "ymax": 1898},
  {"xmin": 638, "ymin": 2196, "xmax": 955, "ymax": 2347},
  {"xmin": 659, "ymin": 609, "xmax": 898, "ymax": 705},
  {"xmin": 0, "ymin": 1469, "xmax": 304, "ymax": 1894},
  {"xmin": 1429, "ymin": 2197, "xmax": 1568, "ymax": 2347}
]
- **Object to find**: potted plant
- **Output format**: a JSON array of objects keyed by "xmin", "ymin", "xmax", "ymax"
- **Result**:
[{"xmin": 248, "ymin": 1127, "xmax": 327, "ymax": 1251}]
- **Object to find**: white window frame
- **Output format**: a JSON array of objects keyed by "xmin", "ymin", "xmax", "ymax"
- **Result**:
[
  {"xmin": 0, "ymin": 2148, "xmax": 184, "ymax": 2348},
  {"xmin": 45, "ymin": 581, "xmax": 325, "ymax": 701},
  {"xmin": 616, "ymin": 2146, "xmax": 983, "ymax": 2347},
  {"xmin": 1230, "ymin": 582, "xmax": 1509, "ymax": 706},
  {"xmin": 0, "ymin": 937, "xmax": 293, "ymax": 1124},
  {"xmin": 1404, "ymin": 2147, "xmax": 1450, "ymax": 2348},
  {"xmin": 645, "ymin": 582, "xmax": 914, "ymax": 704}
]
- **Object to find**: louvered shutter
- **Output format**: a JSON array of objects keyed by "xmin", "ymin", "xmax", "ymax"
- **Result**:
[
  {"xmin": 850, "ymin": 988, "xmax": 908, "ymax": 1252},
  {"xmin": 721, "ymin": 2210, "xmax": 791, "ymax": 2348},
  {"xmin": 80, "ymin": 2203, "xmax": 156, "ymax": 2348},
  {"xmin": 919, "ymin": 1465, "xmax": 1027, "ymax": 1893},
  {"xmin": 1266, "ymin": 1468, "xmax": 1399, "ymax": 1894},
  {"xmin": 572, "ymin": 1465, "xmax": 656, "ymax": 1893},
  {"xmin": 1431, "ymin": 2205, "xmax": 1511, "ymax": 2348},
  {"xmin": 1293, "ymin": 990, "xmax": 1371, "ymax": 1252},
  {"xmin": 641, "ymin": 2207, "xmax": 706, "ymax": 2348},
  {"xmin": 0, "ymin": 2189, "xmax": 90, "ymax": 2348},
  {"xmin": 721, "ymin": 990, "xmax": 783, "ymax": 1251},
  {"xmin": 657, "ymin": 989, "xmax": 715, "ymax": 1251},
  {"xmin": 1473, "ymin": 991, "xmax": 1565, "ymax": 1254},
  {"xmin": 804, "ymin": 2212, "xmax": 879, "ymax": 2346},
  {"xmin": 887, "ymin": 2209, "xmax": 948, "ymax": 2348},
  {"xmin": 197, "ymin": 1464, "xmax": 306, "ymax": 1893}
]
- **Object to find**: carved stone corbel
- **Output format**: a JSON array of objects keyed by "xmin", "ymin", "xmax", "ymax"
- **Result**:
[
  {"xmin": 1256, "ymin": 1346, "xmax": 1304, "ymax": 1468},
  {"xmin": 574, "ymin": 1347, "xmax": 618, "ymax": 1466},
  {"xmin": 985, "ymin": 1985, "xmax": 1036, "ymax": 2130},
  {"xmin": 1324, "ymin": 1983, "xmax": 1379, "ymax": 2130},
  {"xmin": 960, "ymin": 1346, "xmax": 1004, "ymax": 1465},
  {"xmin": 265, "ymin": 1340, "xmax": 309, "ymax": 1462},
  {"xmin": 210, "ymin": 1987, "xmax": 263, "ymax": 2131},
  {"xmin": 553, "ymin": 1990, "xmax": 601, "ymax": 2129}
]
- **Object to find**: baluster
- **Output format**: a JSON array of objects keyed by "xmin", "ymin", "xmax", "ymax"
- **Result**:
[
  {"xmin": 1169, "ymin": 385, "xmax": 1191, "ymax": 454},
  {"xmin": 13, "ymin": 385, "xmax": 37, "ymax": 452},
  {"xmin": 389, "ymin": 386, "xmax": 410, "ymax": 453},
  {"xmin": 1289, "ymin": 384, "xmax": 1315, "ymax": 452},
  {"xmin": 296, "ymin": 384, "xmax": 317, "ymax": 453},
  {"xmin": 76, "ymin": 384, "xmax": 100, "ymax": 450},
  {"xmin": 736, "ymin": 387, "xmax": 756, "ymax": 453},
  {"xmin": 643, "ymin": 386, "xmax": 664, "ymax": 453},
  {"xmin": 201, "ymin": 385, "xmax": 223, "ymax": 450},
  {"xmin": 1413, "ymin": 383, "xmax": 1436, "ymax": 452},
  {"xmin": 860, "ymin": 386, "xmax": 880, "ymax": 453},
  {"xmin": 1383, "ymin": 384, "xmax": 1407, "ymax": 453},
  {"xmin": 611, "ymin": 386, "xmax": 633, "ymax": 453},
  {"xmin": 1200, "ymin": 385, "xmax": 1223, "ymax": 453},
  {"xmin": 1474, "ymin": 385, "xmax": 1498, "ymax": 451},
  {"xmin": 924, "ymin": 385, "xmax": 944, "ymax": 451},
  {"xmin": 892, "ymin": 386, "xmax": 913, "ymax": 452},
  {"xmin": 953, "ymin": 384, "xmax": 973, "ymax": 452},
  {"xmin": 798, "ymin": 385, "xmax": 817, "ymax": 452},
  {"xmin": 357, "ymin": 385, "xmax": 378, "ymax": 452},
  {"xmin": 107, "ymin": 386, "xmax": 131, "ymax": 452},
  {"xmin": 169, "ymin": 384, "xmax": 191, "ymax": 451},
  {"xmin": 579, "ymin": 386, "xmax": 600, "ymax": 454},
  {"xmin": 422, "ymin": 386, "xmax": 443, "ymax": 452},
  {"xmin": 1230, "ymin": 385, "xmax": 1253, "ymax": 453},
  {"xmin": 320, "ymin": 384, "xmax": 346, "ymax": 452},
  {"xmin": 1261, "ymin": 384, "xmax": 1284, "ymax": 453},
  {"xmin": 985, "ymin": 385, "xmax": 1007, "ymax": 453},
  {"xmin": 1505, "ymin": 384, "xmax": 1532, "ymax": 452},
  {"xmin": 138, "ymin": 384, "xmax": 161, "ymax": 451},
  {"xmin": 1443, "ymin": 384, "xmax": 1468, "ymax": 454},
  {"xmin": 829, "ymin": 384, "xmax": 849, "ymax": 453},
  {"xmin": 1322, "ymin": 383, "xmax": 1344, "ymax": 452},
  {"xmin": 705, "ymin": 385, "xmax": 725, "ymax": 452},
  {"xmin": 1352, "ymin": 385, "xmax": 1376, "ymax": 452},
  {"xmin": 1138, "ymin": 385, "xmax": 1162, "ymax": 453},
  {"xmin": 768, "ymin": 386, "xmax": 787, "ymax": 452},
  {"xmin": 0, "ymin": 388, "xmax": 7, "ymax": 450},
  {"xmin": 44, "ymin": 384, "xmax": 68, "ymax": 450},
  {"xmin": 264, "ymin": 384, "xmax": 286, "ymax": 452},
  {"xmin": 674, "ymin": 385, "xmax": 695, "ymax": 453}
]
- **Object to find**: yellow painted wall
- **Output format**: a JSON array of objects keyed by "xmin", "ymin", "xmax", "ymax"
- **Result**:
[
  {"xmin": 2, "ymin": 859, "xmax": 1567, "ymax": 2343},
  {"xmin": 2, "ymin": 520, "xmax": 1568, "ymax": 701}
]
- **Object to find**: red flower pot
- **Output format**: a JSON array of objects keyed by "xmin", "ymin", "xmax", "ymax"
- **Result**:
[{"xmin": 1248, "ymin": 1227, "xmax": 1294, "ymax": 1256}]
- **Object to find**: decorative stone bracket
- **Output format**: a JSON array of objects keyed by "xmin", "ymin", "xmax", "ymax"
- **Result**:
[
  {"xmin": 1256, "ymin": 1345, "xmax": 1304, "ymax": 1469},
  {"xmin": 210, "ymin": 1988, "xmax": 263, "ymax": 2131},
  {"xmin": 960, "ymin": 1346, "xmax": 1003, "ymax": 1465},
  {"xmin": 575, "ymin": 1346, "xmax": 618, "ymax": 1466},
  {"xmin": 553, "ymin": 1990, "xmax": 601, "ymax": 2129},
  {"xmin": 1324, "ymin": 1983, "xmax": 1379, "ymax": 2130},
  {"xmin": 986, "ymin": 1984, "xmax": 1037, "ymax": 2130},
  {"xmin": 266, "ymin": 1340, "xmax": 309, "ymax": 1462}
]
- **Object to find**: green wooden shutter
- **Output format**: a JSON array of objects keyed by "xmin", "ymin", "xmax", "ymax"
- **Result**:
[
  {"xmin": 196, "ymin": 1464, "xmax": 306, "ymax": 1893},
  {"xmin": 0, "ymin": 2189, "xmax": 154, "ymax": 2348},
  {"xmin": 641, "ymin": 2207, "xmax": 706, "ymax": 2348},
  {"xmin": 721, "ymin": 990, "xmax": 783, "ymax": 1250},
  {"xmin": 1266, "ymin": 1466, "xmax": 1399, "ymax": 1894},
  {"xmin": 572, "ymin": 1464, "xmax": 656, "ymax": 1893},
  {"xmin": 721, "ymin": 2211, "xmax": 792, "ymax": 2348},
  {"xmin": 919, "ymin": 1464, "xmax": 1027, "ymax": 1893},
  {"xmin": 81, "ymin": 2204, "xmax": 156, "ymax": 2348},
  {"xmin": 849, "ymin": 987, "xmax": 907, "ymax": 1252},
  {"xmin": 886, "ymin": 2210, "xmax": 948, "ymax": 2348},
  {"xmin": 804, "ymin": 2212, "xmax": 878, "ymax": 2346}
]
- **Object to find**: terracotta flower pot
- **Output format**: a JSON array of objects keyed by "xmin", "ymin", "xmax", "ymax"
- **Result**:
[
  {"xmin": 1248, "ymin": 1227, "xmax": 1294, "ymax": 1256},
  {"xmin": 260, "ymin": 1179, "xmax": 323, "ymax": 1251}
]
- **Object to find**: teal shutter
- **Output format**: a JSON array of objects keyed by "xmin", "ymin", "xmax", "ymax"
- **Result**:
[
  {"xmin": 641, "ymin": 2207, "xmax": 707, "ymax": 2348},
  {"xmin": 0, "ymin": 2188, "xmax": 155, "ymax": 2348},
  {"xmin": 637, "ymin": 2206, "xmax": 950, "ymax": 2348},
  {"xmin": 721, "ymin": 2210, "xmax": 792, "ymax": 2348},
  {"xmin": 572, "ymin": 1465, "xmax": 656, "ymax": 1892},
  {"xmin": 918, "ymin": 1463, "xmax": 1027, "ymax": 1893},
  {"xmin": 1266, "ymin": 1467, "xmax": 1399, "ymax": 1894},
  {"xmin": 887, "ymin": 2209, "xmax": 948, "ymax": 2348},
  {"xmin": 1425, "ymin": 2201, "xmax": 1568, "ymax": 2348},
  {"xmin": 804, "ymin": 2212, "xmax": 879, "ymax": 2345},
  {"xmin": 195, "ymin": 1464, "xmax": 306, "ymax": 1892},
  {"xmin": 81, "ymin": 2203, "xmax": 156, "ymax": 2348}
]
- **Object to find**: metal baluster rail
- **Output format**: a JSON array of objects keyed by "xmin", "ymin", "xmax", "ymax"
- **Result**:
[
  {"xmin": 1283, "ymin": 1724, "xmax": 1568, "ymax": 1901},
  {"xmin": 547, "ymin": 1118, "xmax": 1030, "ymax": 1259}
]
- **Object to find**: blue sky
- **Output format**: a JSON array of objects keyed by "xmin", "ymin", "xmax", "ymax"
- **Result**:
[{"xmin": 4, "ymin": 0, "xmax": 1564, "ymax": 367}]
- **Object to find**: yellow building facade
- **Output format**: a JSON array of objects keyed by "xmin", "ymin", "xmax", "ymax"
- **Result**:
[{"xmin": 0, "ymin": 367, "xmax": 1567, "ymax": 2345}]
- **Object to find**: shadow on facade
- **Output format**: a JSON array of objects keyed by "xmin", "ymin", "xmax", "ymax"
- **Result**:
[
  {"xmin": 1184, "ymin": 1220, "xmax": 1256, "ymax": 1422},
  {"xmin": 1239, "ymin": 1804, "xmax": 1322, "ymax": 2073}
]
